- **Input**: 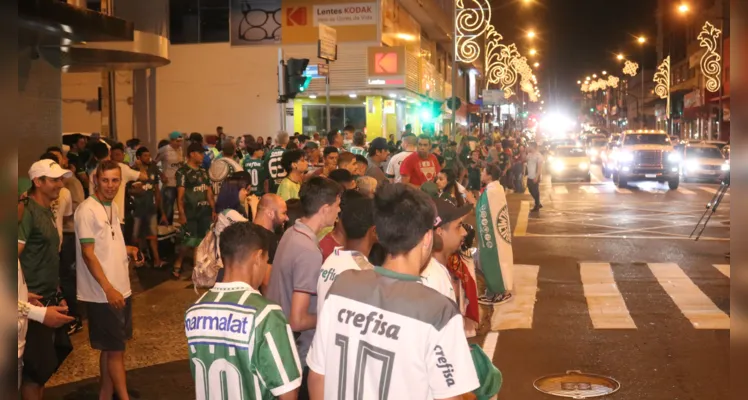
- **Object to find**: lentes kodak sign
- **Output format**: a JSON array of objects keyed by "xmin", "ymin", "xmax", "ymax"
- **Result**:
[{"xmin": 282, "ymin": 0, "xmax": 378, "ymax": 44}]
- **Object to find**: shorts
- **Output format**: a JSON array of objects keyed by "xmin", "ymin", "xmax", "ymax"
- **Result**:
[
  {"xmin": 84, "ymin": 297, "xmax": 133, "ymax": 351},
  {"xmin": 182, "ymin": 213, "xmax": 212, "ymax": 247},
  {"xmin": 22, "ymin": 320, "xmax": 67, "ymax": 386},
  {"xmin": 132, "ymin": 213, "xmax": 158, "ymax": 241}
]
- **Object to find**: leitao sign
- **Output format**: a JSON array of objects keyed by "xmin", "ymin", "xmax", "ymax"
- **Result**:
[
  {"xmin": 282, "ymin": 1, "xmax": 378, "ymax": 44},
  {"xmin": 367, "ymin": 46, "xmax": 406, "ymax": 88}
]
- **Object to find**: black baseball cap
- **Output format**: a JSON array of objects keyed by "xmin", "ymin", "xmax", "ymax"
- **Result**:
[
  {"xmin": 369, "ymin": 137, "xmax": 388, "ymax": 150},
  {"xmin": 433, "ymin": 198, "xmax": 472, "ymax": 228}
]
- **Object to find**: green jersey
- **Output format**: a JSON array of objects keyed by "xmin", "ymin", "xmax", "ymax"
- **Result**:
[
  {"xmin": 242, "ymin": 156, "xmax": 267, "ymax": 196},
  {"xmin": 130, "ymin": 164, "xmax": 160, "ymax": 217},
  {"xmin": 349, "ymin": 146, "xmax": 366, "ymax": 156},
  {"xmin": 263, "ymin": 146, "xmax": 286, "ymax": 194},
  {"xmin": 185, "ymin": 282, "xmax": 302, "ymax": 399},
  {"xmin": 176, "ymin": 164, "xmax": 212, "ymax": 217}
]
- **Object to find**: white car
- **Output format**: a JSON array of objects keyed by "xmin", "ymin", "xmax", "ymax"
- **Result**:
[
  {"xmin": 549, "ymin": 146, "xmax": 591, "ymax": 182},
  {"xmin": 681, "ymin": 144, "xmax": 729, "ymax": 183}
]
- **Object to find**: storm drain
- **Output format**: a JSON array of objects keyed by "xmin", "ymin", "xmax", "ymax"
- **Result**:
[{"xmin": 533, "ymin": 370, "xmax": 620, "ymax": 399}]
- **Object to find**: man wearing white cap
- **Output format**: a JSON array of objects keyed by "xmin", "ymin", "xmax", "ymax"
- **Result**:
[{"xmin": 18, "ymin": 159, "xmax": 73, "ymax": 399}]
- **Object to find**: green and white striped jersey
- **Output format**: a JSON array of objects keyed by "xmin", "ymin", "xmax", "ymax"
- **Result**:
[{"xmin": 185, "ymin": 282, "xmax": 302, "ymax": 400}]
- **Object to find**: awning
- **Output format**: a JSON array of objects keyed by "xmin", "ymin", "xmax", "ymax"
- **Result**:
[{"xmin": 19, "ymin": 0, "xmax": 134, "ymax": 42}]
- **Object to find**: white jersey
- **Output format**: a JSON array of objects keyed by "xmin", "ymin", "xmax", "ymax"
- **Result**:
[
  {"xmin": 385, "ymin": 151, "xmax": 413, "ymax": 183},
  {"xmin": 307, "ymin": 267, "xmax": 479, "ymax": 400},
  {"xmin": 421, "ymin": 258, "xmax": 456, "ymax": 303},
  {"xmin": 316, "ymin": 247, "xmax": 373, "ymax": 316}
]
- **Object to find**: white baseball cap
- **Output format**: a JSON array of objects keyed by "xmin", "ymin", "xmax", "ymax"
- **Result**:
[{"xmin": 28, "ymin": 159, "xmax": 73, "ymax": 180}]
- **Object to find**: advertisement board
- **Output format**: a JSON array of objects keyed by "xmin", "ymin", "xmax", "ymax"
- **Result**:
[{"xmin": 282, "ymin": 0, "xmax": 378, "ymax": 44}]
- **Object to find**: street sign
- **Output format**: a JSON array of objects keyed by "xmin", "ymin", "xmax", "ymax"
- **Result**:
[
  {"xmin": 318, "ymin": 24, "xmax": 337, "ymax": 61},
  {"xmin": 317, "ymin": 63, "xmax": 329, "ymax": 76},
  {"xmin": 446, "ymin": 96, "xmax": 462, "ymax": 111},
  {"xmin": 482, "ymin": 89, "xmax": 503, "ymax": 105}
]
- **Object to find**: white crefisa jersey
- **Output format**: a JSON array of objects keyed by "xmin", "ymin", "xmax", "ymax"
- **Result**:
[{"xmin": 307, "ymin": 267, "xmax": 479, "ymax": 400}]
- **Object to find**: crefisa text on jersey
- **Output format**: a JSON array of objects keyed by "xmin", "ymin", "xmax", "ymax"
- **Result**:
[
  {"xmin": 433, "ymin": 345, "xmax": 456, "ymax": 387},
  {"xmin": 337, "ymin": 309, "xmax": 401, "ymax": 339}
]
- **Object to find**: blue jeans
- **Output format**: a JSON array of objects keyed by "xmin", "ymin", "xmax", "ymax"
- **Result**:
[{"xmin": 161, "ymin": 186, "xmax": 177, "ymax": 225}]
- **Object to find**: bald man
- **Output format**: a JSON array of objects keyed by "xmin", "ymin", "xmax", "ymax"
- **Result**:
[{"xmin": 253, "ymin": 194, "xmax": 289, "ymax": 293}]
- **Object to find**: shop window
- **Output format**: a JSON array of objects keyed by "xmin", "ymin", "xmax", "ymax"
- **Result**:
[
  {"xmin": 169, "ymin": 0, "xmax": 229, "ymax": 44},
  {"xmin": 302, "ymin": 105, "xmax": 366, "ymax": 134}
]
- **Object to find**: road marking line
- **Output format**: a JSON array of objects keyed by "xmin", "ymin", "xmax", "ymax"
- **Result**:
[
  {"xmin": 699, "ymin": 186, "xmax": 729, "ymax": 195},
  {"xmin": 677, "ymin": 187, "xmax": 696, "ymax": 195},
  {"xmin": 648, "ymin": 263, "xmax": 730, "ymax": 329},
  {"xmin": 713, "ymin": 264, "xmax": 730, "ymax": 278},
  {"xmin": 514, "ymin": 201, "xmax": 529, "ymax": 237},
  {"xmin": 481, "ymin": 331, "xmax": 499, "ymax": 363},
  {"xmin": 591, "ymin": 173, "xmax": 602, "ymax": 183},
  {"xmin": 522, "ymin": 233, "xmax": 729, "ymax": 241},
  {"xmin": 615, "ymin": 187, "xmax": 632, "ymax": 194},
  {"xmin": 580, "ymin": 263, "xmax": 636, "ymax": 329},
  {"xmin": 580, "ymin": 185, "xmax": 600, "ymax": 194},
  {"xmin": 491, "ymin": 265, "xmax": 540, "ymax": 330},
  {"xmin": 554, "ymin": 186, "xmax": 568, "ymax": 194}
]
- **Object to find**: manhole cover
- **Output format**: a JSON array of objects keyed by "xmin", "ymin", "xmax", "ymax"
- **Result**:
[{"xmin": 534, "ymin": 370, "xmax": 620, "ymax": 399}]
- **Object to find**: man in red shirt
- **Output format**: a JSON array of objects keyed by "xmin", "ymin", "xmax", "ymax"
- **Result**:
[{"xmin": 400, "ymin": 134, "xmax": 441, "ymax": 187}]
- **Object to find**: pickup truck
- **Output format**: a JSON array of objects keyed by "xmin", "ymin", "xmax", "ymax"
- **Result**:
[{"xmin": 608, "ymin": 130, "xmax": 681, "ymax": 189}]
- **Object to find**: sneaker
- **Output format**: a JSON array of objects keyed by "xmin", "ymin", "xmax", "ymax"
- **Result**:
[
  {"xmin": 67, "ymin": 318, "xmax": 83, "ymax": 335},
  {"xmin": 478, "ymin": 292, "xmax": 513, "ymax": 305},
  {"xmin": 530, "ymin": 206, "xmax": 540, "ymax": 212}
]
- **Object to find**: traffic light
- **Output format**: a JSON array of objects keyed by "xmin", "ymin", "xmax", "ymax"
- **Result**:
[
  {"xmin": 420, "ymin": 100, "xmax": 443, "ymax": 122},
  {"xmin": 285, "ymin": 58, "xmax": 311, "ymax": 99}
]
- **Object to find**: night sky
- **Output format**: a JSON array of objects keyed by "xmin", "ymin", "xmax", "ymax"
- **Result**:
[{"xmin": 491, "ymin": 0, "xmax": 658, "ymax": 113}]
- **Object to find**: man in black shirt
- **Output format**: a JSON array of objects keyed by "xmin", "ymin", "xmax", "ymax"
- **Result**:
[{"xmin": 252, "ymin": 194, "xmax": 289, "ymax": 293}]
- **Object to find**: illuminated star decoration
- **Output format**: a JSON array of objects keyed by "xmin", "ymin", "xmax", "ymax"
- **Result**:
[
  {"xmin": 623, "ymin": 60, "xmax": 639, "ymax": 77},
  {"xmin": 456, "ymin": 0, "xmax": 492, "ymax": 63},
  {"xmin": 697, "ymin": 21, "xmax": 722, "ymax": 92}
]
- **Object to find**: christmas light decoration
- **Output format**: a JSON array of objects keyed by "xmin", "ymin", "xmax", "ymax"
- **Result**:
[
  {"xmin": 653, "ymin": 56, "xmax": 670, "ymax": 99},
  {"xmin": 697, "ymin": 21, "xmax": 722, "ymax": 92},
  {"xmin": 623, "ymin": 60, "xmax": 639, "ymax": 77},
  {"xmin": 456, "ymin": 0, "xmax": 492, "ymax": 63},
  {"xmin": 485, "ymin": 24, "xmax": 504, "ymax": 86}
]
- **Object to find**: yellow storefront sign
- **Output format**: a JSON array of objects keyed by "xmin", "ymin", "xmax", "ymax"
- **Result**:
[{"xmin": 282, "ymin": 0, "xmax": 378, "ymax": 44}]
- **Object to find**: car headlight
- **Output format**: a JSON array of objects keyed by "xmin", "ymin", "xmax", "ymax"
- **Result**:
[
  {"xmin": 687, "ymin": 160, "xmax": 700, "ymax": 171},
  {"xmin": 553, "ymin": 160, "xmax": 565, "ymax": 172},
  {"xmin": 578, "ymin": 162, "xmax": 589, "ymax": 170},
  {"xmin": 721, "ymin": 163, "xmax": 730, "ymax": 171},
  {"xmin": 667, "ymin": 152, "xmax": 681, "ymax": 163},
  {"xmin": 590, "ymin": 149, "xmax": 598, "ymax": 157},
  {"xmin": 618, "ymin": 152, "xmax": 634, "ymax": 163}
]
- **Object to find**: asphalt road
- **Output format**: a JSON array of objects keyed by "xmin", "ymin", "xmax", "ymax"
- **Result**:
[
  {"xmin": 473, "ymin": 165, "xmax": 730, "ymax": 400},
  {"xmin": 45, "ymin": 165, "xmax": 730, "ymax": 400}
]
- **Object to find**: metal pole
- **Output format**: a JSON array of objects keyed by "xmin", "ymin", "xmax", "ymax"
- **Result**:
[
  {"xmin": 717, "ymin": 14, "xmax": 724, "ymax": 141},
  {"xmin": 277, "ymin": 48, "xmax": 286, "ymax": 132},
  {"xmin": 326, "ymin": 59, "xmax": 331, "ymax": 132},
  {"xmin": 451, "ymin": 1, "xmax": 458, "ymax": 137},
  {"xmin": 640, "ymin": 53, "xmax": 644, "ymax": 128}
]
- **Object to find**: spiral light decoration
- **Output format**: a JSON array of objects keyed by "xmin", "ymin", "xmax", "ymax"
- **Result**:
[
  {"xmin": 499, "ymin": 44, "xmax": 520, "ymax": 92},
  {"xmin": 698, "ymin": 21, "xmax": 722, "ymax": 92},
  {"xmin": 623, "ymin": 60, "xmax": 639, "ymax": 77},
  {"xmin": 653, "ymin": 56, "xmax": 670, "ymax": 99},
  {"xmin": 456, "ymin": 0, "xmax": 492, "ymax": 63},
  {"xmin": 485, "ymin": 24, "xmax": 504, "ymax": 86}
]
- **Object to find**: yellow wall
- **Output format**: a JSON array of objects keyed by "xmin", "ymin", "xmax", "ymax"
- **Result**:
[{"xmin": 365, "ymin": 96, "xmax": 383, "ymax": 140}]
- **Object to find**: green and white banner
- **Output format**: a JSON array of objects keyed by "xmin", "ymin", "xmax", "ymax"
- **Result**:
[{"xmin": 476, "ymin": 182, "xmax": 514, "ymax": 294}]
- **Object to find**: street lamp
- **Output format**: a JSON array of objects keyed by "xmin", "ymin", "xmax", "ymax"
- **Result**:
[
  {"xmin": 534, "ymin": 62, "xmax": 540, "ymax": 67},
  {"xmin": 636, "ymin": 36, "xmax": 647, "ymax": 128},
  {"xmin": 529, "ymin": 48, "xmax": 537, "ymax": 56},
  {"xmin": 637, "ymin": 36, "xmax": 646, "ymax": 44},
  {"xmin": 602, "ymin": 70, "xmax": 607, "ymax": 75},
  {"xmin": 617, "ymin": 53, "xmax": 624, "ymax": 61},
  {"xmin": 527, "ymin": 30, "xmax": 536, "ymax": 39},
  {"xmin": 577, "ymin": 80, "xmax": 582, "ymax": 84},
  {"xmin": 592, "ymin": 73, "xmax": 597, "ymax": 78},
  {"xmin": 678, "ymin": 3, "xmax": 689, "ymax": 14}
]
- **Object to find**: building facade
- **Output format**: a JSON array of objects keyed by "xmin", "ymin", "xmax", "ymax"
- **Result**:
[{"xmin": 62, "ymin": 0, "xmax": 483, "ymax": 142}]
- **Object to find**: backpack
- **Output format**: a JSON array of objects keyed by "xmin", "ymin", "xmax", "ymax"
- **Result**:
[{"xmin": 191, "ymin": 209, "xmax": 248, "ymax": 292}]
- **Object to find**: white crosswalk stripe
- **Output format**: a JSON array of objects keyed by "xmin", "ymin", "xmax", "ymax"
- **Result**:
[
  {"xmin": 580, "ymin": 186, "xmax": 600, "ymax": 194},
  {"xmin": 489, "ymin": 262, "xmax": 729, "ymax": 331},
  {"xmin": 553, "ymin": 186, "xmax": 568, "ymax": 194},
  {"xmin": 677, "ymin": 187, "xmax": 696, "ymax": 195},
  {"xmin": 580, "ymin": 263, "xmax": 637, "ymax": 329},
  {"xmin": 615, "ymin": 187, "xmax": 632, "ymax": 194}
]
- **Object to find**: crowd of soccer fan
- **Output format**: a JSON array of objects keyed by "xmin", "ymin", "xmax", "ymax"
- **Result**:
[{"xmin": 17, "ymin": 124, "xmax": 540, "ymax": 399}]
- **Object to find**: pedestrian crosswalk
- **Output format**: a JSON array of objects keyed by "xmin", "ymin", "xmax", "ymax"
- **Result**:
[
  {"xmin": 530, "ymin": 184, "xmax": 728, "ymax": 197},
  {"xmin": 489, "ymin": 263, "xmax": 730, "ymax": 331}
]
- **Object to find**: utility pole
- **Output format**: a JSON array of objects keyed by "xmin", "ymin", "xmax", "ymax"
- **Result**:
[
  {"xmin": 450, "ymin": 1, "xmax": 458, "ymax": 137},
  {"xmin": 277, "ymin": 48, "xmax": 286, "ymax": 132},
  {"xmin": 100, "ymin": 0, "xmax": 116, "ymax": 140}
]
